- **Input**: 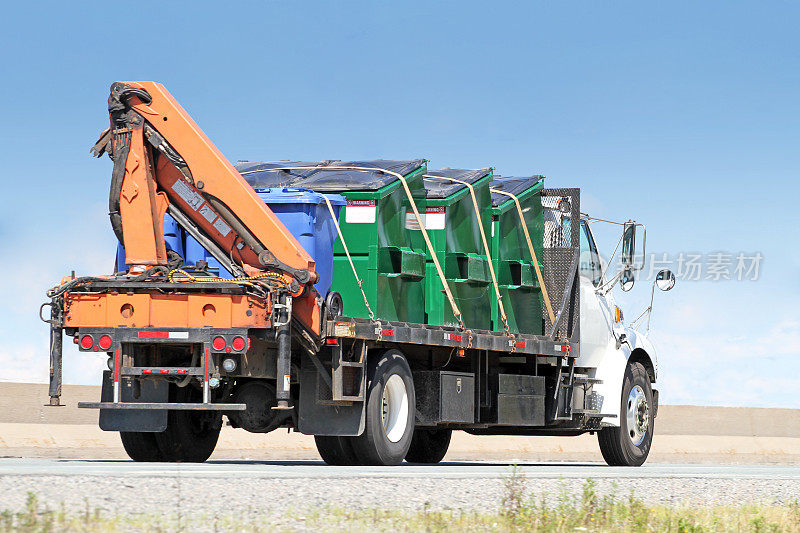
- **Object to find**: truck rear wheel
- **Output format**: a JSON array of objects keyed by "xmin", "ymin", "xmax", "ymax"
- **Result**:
[
  {"xmin": 598, "ymin": 362, "xmax": 654, "ymax": 466},
  {"xmin": 120, "ymin": 431, "xmax": 164, "ymax": 462},
  {"xmin": 349, "ymin": 349, "xmax": 415, "ymax": 466},
  {"xmin": 154, "ymin": 387, "xmax": 222, "ymax": 463},
  {"xmin": 314, "ymin": 435, "xmax": 358, "ymax": 465},
  {"xmin": 405, "ymin": 428, "xmax": 452, "ymax": 464}
]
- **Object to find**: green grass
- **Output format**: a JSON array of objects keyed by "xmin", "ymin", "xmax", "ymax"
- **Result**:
[{"xmin": 2, "ymin": 470, "xmax": 799, "ymax": 532}]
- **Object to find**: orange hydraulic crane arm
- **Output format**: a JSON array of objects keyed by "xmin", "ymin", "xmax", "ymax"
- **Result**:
[{"xmin": 93, "ymin": 81, "xmax": 317, "ymax": 287}]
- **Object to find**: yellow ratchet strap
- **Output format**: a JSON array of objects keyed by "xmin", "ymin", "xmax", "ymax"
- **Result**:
[
  {"xmin": 489, "ymin": 188, "xmax": 556, "ymax": 325},
  {"xmin": 424, "ymin": 175, "xmax": 511, "ymax": 337},
  {"xmin": 241, "ymin": 165, "xmax": 465, "ymax": 330}
]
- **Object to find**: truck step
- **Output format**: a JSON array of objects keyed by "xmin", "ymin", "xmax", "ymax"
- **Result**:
[
  {"xmin": 581, "ymin": 412, "xmax": 617, "ymax": 418},
  {"xmin": 572, "ymin": 375, "xmax": 603, "ymax": 384},
  {"xmin": 330, "ymin": 341, "xmax": 366, "ymax": 402}
]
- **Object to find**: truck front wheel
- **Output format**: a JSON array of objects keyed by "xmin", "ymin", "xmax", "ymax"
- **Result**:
[
  {"xmin": 350, "ymin": 349, "xmax": 415, "ymax": 466},
  {"xmin": 598, "ymin": 362, "xmax": 654, "ymax": 466},
  {"xmin": 405, "ymin": 428, "xmax": 452, "ymax": 464}
]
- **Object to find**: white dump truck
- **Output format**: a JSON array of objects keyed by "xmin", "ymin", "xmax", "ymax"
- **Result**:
[{"xmin": 45, "ymin": 82, "xmax": 674, "ymax": 467}]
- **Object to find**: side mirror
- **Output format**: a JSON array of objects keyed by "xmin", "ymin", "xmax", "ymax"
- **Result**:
[
  {"xmin": 620, "ymin": 268, "xmax": 635, "ymax": 292},
  {"xmin": 655, "ymin": 269, "xmax": 676, "ymax": 291},
  {"xmin": 621, "ymin": 222, "xmax": 636, "ymax": 267}
]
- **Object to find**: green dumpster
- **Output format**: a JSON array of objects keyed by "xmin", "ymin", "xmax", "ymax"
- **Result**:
[
  {"xmin": 419, "ymin": 168, "xmax": 494, "ymax": 330},
  {"xmin": 237, "ymin": 159, "xmax": 428, "ymax": 323},
  {"xmin": 489, "ymin": 175, "xmax": 545, "ymax": 334}
]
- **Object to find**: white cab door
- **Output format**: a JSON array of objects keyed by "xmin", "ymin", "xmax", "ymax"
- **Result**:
[{"xmin": 577, "ymin": 220, "xmax": 615, "ymax": 369}]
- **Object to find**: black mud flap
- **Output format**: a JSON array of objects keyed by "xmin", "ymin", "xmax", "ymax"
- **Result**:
[
  {"xmin": 99, "ymin": 371, "xmax": 169, "ymax": 432},
  {"xmin": 297, "ymin": 370, "xmax": 364, "ymax": 436}
]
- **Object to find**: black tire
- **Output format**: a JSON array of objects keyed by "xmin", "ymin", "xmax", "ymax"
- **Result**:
[
  {"xmin": 349, "ymin": 349, "xmax": 415, "ymax": 466},
  {"xmin": 314, "ymin": 435, "xmax": 358, "ymax": 465},
  {"xmin": 120, "ymin": 431, "xmax": 165, "ymax": 462},
  {"xmin": 598, "ymin": 362, "xmax": 654, "ymax": 467},
  {"xmin": 405, "ymin": 428, "xmax": 452, "ymax": 464},
  {"xmin": 155, "ymin": 387, "xmax": 222, "ymax": 463}
]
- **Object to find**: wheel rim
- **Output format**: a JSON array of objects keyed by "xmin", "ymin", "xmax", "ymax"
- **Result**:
[
  {"xmin": 381, "ymin": 374, "xmax": 409, "ymax": 443},
  {"xmin": 626, "ymin": 385, "xmax": 649, "ymax": 446}
]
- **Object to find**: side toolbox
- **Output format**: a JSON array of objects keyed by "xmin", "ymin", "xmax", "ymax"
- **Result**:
[
  {"xmin": 494, "ymin": 374, "xmax": 545, "ymax": 426},
  {"xmin": 414, "ymin": 371, "xmax": 475, "ymax": 426}
]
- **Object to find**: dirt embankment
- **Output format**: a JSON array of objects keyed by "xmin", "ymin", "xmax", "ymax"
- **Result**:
[{"xmin": 1, "ymin": 382, "xmax": 798, "ymax": 463}]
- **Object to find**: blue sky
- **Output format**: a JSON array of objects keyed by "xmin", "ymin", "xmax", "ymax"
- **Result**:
[{"xmin": 0, "ymin": 1, "xmax": 798, "ymax": 407}]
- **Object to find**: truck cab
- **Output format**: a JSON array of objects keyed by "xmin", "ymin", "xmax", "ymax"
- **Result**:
[{"xmin": 578, "ymin": 216, "xmax": 668, "ymax": 466}]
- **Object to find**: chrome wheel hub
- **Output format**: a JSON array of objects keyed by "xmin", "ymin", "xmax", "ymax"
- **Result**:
[{"xmin": 626, "ymin": 385, "xmax": 649, "ymax": 446}]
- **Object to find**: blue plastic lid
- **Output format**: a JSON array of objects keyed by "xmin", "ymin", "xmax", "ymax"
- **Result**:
[{"xmin": 253, "ymin": 187, "xmax": 346, "ymax": 206}]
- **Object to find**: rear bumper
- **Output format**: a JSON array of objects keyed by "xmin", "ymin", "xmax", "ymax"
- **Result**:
[{"xmin": 78, "ymin": 402, "xmax": 245, "ymax": 411}]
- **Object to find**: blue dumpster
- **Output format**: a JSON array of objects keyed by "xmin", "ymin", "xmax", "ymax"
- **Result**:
[
  {"xmin": 115, "ymin": 213, "xmax": 184, "ymax": 272},
  {"xmin": 115, "ymin": 190, "xmax": 344, "ymax": 297},
  {"xmin": 253, "ymin": 188, "xmax": 345, "ymax": 298},
  {"xmin": 184, "ymin": 234, "xmax": 233, "ymax": 279}
]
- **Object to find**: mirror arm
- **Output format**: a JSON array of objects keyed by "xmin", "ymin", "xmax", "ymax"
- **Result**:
[
  {"xmin": 645, "ymin": 276, "xmax": 656, "ymax": 333},
  {"xmin": 597, "ymin": 269, "xmax": 622, "ymax": 295},
  {"xmin": 631, "ymin": 280, "xmax": 657, "ymax": 332}
]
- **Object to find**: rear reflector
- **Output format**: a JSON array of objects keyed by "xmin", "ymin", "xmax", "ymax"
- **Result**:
[
  {"xmin": 142, "ymin": 369, "xmax": 152, "ymax": 374},
  {"xmin": 231, "ymin": 336, "xmax": 246, "ymax": 351},
  {"xmin": 212, "ymin": 336, "xmax": 226, "ymax": 351},
  {"xmin": 98, "ymin": 335, "xmax": 113, "ymax": 350},
  {"xmin": 137, "ymin": 331, "xmax": 190, "ymax": 339},
  {"xmin": 138, "ymin": 331, "xmax": 169, "ymax": 339},
  {"xmin": 325, "ymin": 338, "xmax": 338, "ymax": 345}
]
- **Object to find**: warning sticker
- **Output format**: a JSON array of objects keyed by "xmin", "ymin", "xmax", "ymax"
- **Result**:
[
  {"xmin": 171, "ymin": 179, "xmax": 204, "ymax": 210},
  {"xmin": 424, "ymin": 206, "xmax": 446, "ymax": 230},
  {"xmin": 199, "ymin": 203, "xmax": 217, "ymax": 224},
  {"xmin": 406, "ymin": 206, "xmax": 446, "ymax": 230},
  {"xmin": 345, "ymin": 199, "xmax": 376, "ymax": 224},
  {"xmin": 213, "ymin": 218, "xmax": 232, "ymax": 237},
  {"xmin": 283, "ymin": 374, "xmax": 291, "ymax": 392}
]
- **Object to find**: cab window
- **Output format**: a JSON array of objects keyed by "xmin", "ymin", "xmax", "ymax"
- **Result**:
[{"xmin": 580, "ymin": 221, "xmax": 602, "ymax": 286}]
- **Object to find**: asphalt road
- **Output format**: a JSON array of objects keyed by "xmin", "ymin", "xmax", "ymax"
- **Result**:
[
  {"xmin": 2, "ymin": 458, "xmax": 799, "ymax": 521},
  {"xmin": 1, "ymin": 458, "xmax": 798, "ymax": 479}
]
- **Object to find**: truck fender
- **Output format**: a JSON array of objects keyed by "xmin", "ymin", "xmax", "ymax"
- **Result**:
[{"xmin": 591, "ymin": 328, "xmax": 658, "ymax": 427}]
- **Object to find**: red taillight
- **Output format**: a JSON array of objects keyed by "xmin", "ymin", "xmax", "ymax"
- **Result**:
[
  {"xmin": 98, "ymin": 335, "xmax": 113, "ymax": 350},
  {"xmin": 231, "ymin": 336, "xmax": 246, "ymax": 351},
  {"xmin": 80, "ymin": 335, "xmax": 94, "ymax": 350},
  {"xmin": 212, "ymin": 336, "xmax": 226, "ymax": 351}
]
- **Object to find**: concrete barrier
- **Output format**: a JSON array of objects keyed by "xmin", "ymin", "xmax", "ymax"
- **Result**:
[{"xmin": 2, "ymin": 383, "xmax": 798, "ymax": 463}]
